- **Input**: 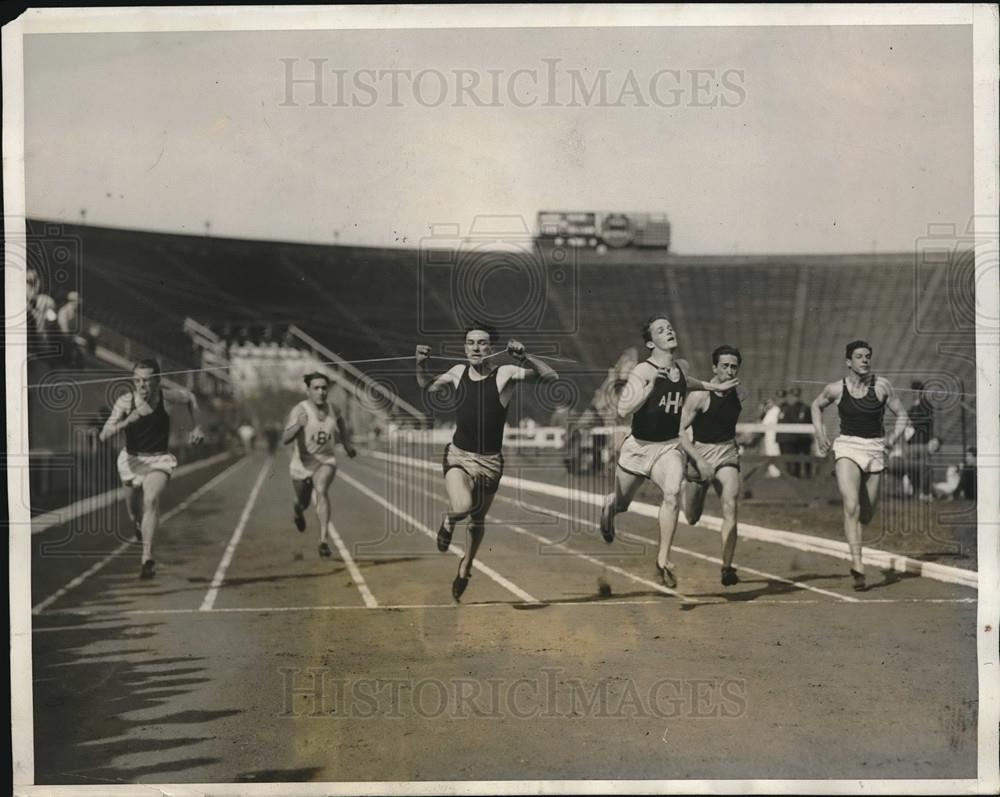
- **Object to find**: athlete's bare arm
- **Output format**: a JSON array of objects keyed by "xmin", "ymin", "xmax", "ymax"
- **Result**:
[
  {"xmin": 164, "ymin": 387, "xmax": 204, "ymax": 445},
  {"xmin": 617, "ymin": 362, "xmax": 659, "ymax": 417},
  {"xmin": 878, "ymin": 377, "xmax": 909, "ymax": 448},
  {"xmin": 496, "ymin": 339, "xmax": 558, "ymax": 398},
  {"xmin": 415, "ymin": 345, "xmax": 463, "ymax": 393},
  {"xmin": 99, "ymin": 395, "xmax": 137, "ymax": 442},
  {"xmin": 334, "ymin": 408, "xmax": 358, "ymax": 458},
  {"xmin": 282, "ymin": 404, "xmax": 308, "ymax": 446},
  {"xmin": 811, "ymin": 381, "xmax": 842, "ymax": 456}
]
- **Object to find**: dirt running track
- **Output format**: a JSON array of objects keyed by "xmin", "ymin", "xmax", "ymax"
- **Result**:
[{"xmin": 29, "ymin": 450, "xmax": 978, "ymax": 785}]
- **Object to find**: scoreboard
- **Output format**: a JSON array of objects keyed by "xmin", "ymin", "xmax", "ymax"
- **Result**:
[{"xmin": 536, "ymin": 211, "xmax": 671, "ymax": 250}]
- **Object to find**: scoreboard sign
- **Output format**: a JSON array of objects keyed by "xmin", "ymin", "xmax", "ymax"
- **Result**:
[{"xmin": 536, "ymin": 211, "xmax": 670, "ymax": 250}]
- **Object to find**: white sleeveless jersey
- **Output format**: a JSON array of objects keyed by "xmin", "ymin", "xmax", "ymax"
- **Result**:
[{"xmin": 289, "ymin": 400, "xmax": 339, "ymax": 478}]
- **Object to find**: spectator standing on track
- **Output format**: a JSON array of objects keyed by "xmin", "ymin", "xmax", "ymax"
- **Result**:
[
  {"xmin": 905, "ymin": 381, "xmax": 936, "ymax": 500},
  {"xmin": 780, "ymin": 387, "xmax": 813, "ymax": 478},
  {"xmin": 761, "ymin": 394, "xmax": 783, "ymax": 478}
]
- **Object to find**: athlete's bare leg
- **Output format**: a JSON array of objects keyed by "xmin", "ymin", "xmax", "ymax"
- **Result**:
[
  {"xmin": 442, "ymin": 467, "xmax": 476, "ymax": 533},
  {"xmin": 292, "ymin": 478, "xmax": 313, "ymax": 532},
  {"xmin": 458, "ymin": 490, "xmax": 496, "ymax": 579},
  {"xmin": 859, "ymin": 472, "xmax": 881, "ymax": 526},
  {"xmin": 681, "ymin": 479, "xmax": 710, "ymax": 526},
  {"xmin": 125, "ymin": 485, "xmax": 143, "ymax": 540},
  {"xmin": 600, "ymin": 467, "xmax": 645, "ymax": 542},
  {"xmin": 650, "ymin": 451, "xmax": 685, "ymax": 584},
  {"xmin": 714, "ymin": 467, "xmax": 741, "ymax": 571},
  {"xmin": 139, "ymin": 470, "xmax": 169, "ymax": 572},
  {"xmin": 835, "ymin": 458, "xmax": 867, "ymax": 588},
  {"xmin": 312, "ymin": 465, "xmax": 337, "ymax": 552}
]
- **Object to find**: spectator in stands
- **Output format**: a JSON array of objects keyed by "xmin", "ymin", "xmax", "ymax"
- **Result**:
[
  {"xmin": 959, "ymin": 446, "xmax": 977, "ymax": 500},
  {"xmin": 237, "ymin": 420, "xmax": 257, "ymax": 454},
  {"xmin": 57, "ymin": 291, "xmax": 83, "ymax": 367},
  {"xmin": 26, "ymin": 268, "xmax": 58, "ymax": 352},
  {"xmin": 886, "ymin": 436, "xmax": 941, "ymax": 501},
  {"xmin": 907, "ymin": 381, "xmax": 935, "ymax": 444},
  {"xmin": 780, "ymin": 386, "xmax": 814, "ymax": 478}
]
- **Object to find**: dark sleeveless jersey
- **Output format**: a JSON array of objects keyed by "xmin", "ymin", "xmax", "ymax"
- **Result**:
[
  {"xmin": 125, "ymin": 392, "xmax": 171, "ymax": 454},
  {"xmin": 837, "ymin": 375, "xmax": 886, "ymax": 438},
  {"xmin": 631, "ymin": 362, "xmax": 687, "ymax": 442},
  {"xmin": 693, "ymin": 388, "xmax": 742, "ymax": 444},
  {"xmin": 452, "ymin": 367, "xmax": 508, "ymax": 455}
]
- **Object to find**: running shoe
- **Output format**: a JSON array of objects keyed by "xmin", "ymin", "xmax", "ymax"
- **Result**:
[
  {"xmin": 452, "ymin": 572, "xmax": 471, "ymax": 601},
  {"xmin": 599, "ymin": 503, "xmax": 615, "ymax": 544},
  {"xmin": 721, "ymin": 566, "xmax": 739, "ymax": 587},
  {"xmin": 656, "ymin": 561, "xmax": 678, "ymax": 590},
  {"xmin": 850, "ymin": 568, "xmax": 867, "ymax": 592},
  {"xmin": 139, "ymin": 559, "xmax": 156, "ymax": 580},
  {"xmin": 318, "ymin": 541, "xmax": 332, "ymax": 558},
  {"xmin": 293, "ymin": 504, "xmax": 306, "ymax": 533},
  {"xmin": 437, "ymin": 522, "xmax": 453, "ymax": 553}
]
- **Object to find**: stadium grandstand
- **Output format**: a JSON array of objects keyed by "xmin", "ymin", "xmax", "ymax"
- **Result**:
[{"xmin": 24, "ymin": 218, "xmax": 977, "ymax": 524}]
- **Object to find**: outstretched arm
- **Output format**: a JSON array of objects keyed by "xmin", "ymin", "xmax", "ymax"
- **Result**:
[
  {"xmin": 504, "ymin": 339, "xmax": 557, "ymax": 382},
  {"xmin": 415, "ymin": 345, "xmax": 460, "ymax": 393},
  {"xmin": 99, "ymin": 397, "xmax": 132, "ymax": 443}
]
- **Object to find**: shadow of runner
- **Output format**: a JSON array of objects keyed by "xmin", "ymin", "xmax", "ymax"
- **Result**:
[
  {"xmin": 681, "ymin": 573, "xmax": 845, "ymax": 607},
  {"xmin": 31, "ymin": 611, "xmax": 238, "ymax": 785}
]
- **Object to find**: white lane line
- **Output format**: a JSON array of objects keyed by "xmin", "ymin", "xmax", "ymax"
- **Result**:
[
  {"xmin": 326, "ymin": 522, "xmax": 378, "ymax": 608},
  {"xmin": 30, "ymin": 451, "xmax": 233, "ymax": 535},
  {"xmin": 199, "ymin": 461, "xmax": 272, "ymax": 612},
  {"xmin": 367, "ymin": 450, "xmax": 978, "ymax": 590},
  {"xmin": 34, "ymin": 596, "xmax": 979, "ymax": 619},
  {"xmin": 378, "ymin": 465, "xmax": 698, "ymax": 603},
  {"xmin": 504, "ymin": 523, "xmax": 699, "ymax": 603},
  {"xmin": 619, "ymin": 531, "xmax": 861, "ymax": 604},
  {"xmin": 483, "ymin": 488, "xmax": 860, "ymax": 603},
  {"xmin": 338, "ymin": 469, "xmax": 539, "ymax": 604},
  {"xmin": 32, "ymin": 457, "xmax": 250, "ymax": 615}
]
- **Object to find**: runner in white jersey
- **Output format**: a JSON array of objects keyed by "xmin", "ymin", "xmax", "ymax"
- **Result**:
[{"xmin": 282, "ymin": 371, "xmax": 357, "ymax": 558}]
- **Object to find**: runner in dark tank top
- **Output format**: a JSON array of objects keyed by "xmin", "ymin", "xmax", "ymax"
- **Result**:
[{"xmin": 416, "ymin": 323, "xmax": 557, "ymax": 601}]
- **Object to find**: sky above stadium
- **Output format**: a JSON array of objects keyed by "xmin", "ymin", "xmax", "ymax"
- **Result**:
[{"xmin": 23, "ymin": 23, "xmax": 973, "ymax": 255}]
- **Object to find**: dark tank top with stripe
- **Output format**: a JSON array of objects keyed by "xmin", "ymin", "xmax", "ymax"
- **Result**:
[
  {"xmin": 631, "ymin": 362, "xmax": 687, "ymax": 442},
  {"xmin": 125, "ymin": 392, "xmax": 171, "ymax": 454},
  {"xmin": 693, "ymin": 388, "xmax": 742, "ymax": 444},
  {"xmin": 452, "ymin": 367, "xmax": 508, "ymax": 455},
  {"xmin": 837, "ymin": 375, "xmax": 885, "ymax": 439}
]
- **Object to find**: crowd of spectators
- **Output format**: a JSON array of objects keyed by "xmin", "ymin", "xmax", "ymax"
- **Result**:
[{"xmin": 26, "ymin": 268, "xmax": 100, "ymax": 365}]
